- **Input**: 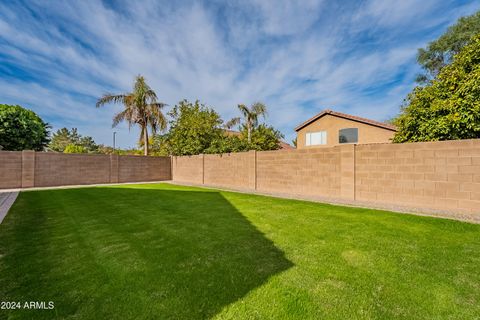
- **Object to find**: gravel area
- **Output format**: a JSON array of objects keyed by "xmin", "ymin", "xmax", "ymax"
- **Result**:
[{"xmin": 167, "ymin": 181, "xmax": 479, "ymax": 224}]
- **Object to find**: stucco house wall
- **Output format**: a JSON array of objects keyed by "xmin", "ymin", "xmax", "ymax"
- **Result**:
[{"xmin": 296, "ymin": 113, "xmax": 396, "ymax": 149}]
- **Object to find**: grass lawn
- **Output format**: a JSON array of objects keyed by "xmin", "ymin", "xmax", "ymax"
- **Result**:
[{"xmin": 0, "ymin": 183, "xmax": 479, "ymax": 319}]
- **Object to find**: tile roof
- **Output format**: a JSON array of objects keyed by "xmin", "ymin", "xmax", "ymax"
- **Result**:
[
  {"xmin": 294, "ymin": 109, "xmax": 397, "ymax": 132},
  {"xmin": 279, "ymin": 141, "xmax": 295, "ymax": 150}
]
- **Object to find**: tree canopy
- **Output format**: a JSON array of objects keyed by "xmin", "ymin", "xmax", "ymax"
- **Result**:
[
  {"xmin": 49, "ymin": 128, "xmax": 98, "ymax": 153},
  {"xmin": 157, "ymin": 100, "xmax": 224, "ymax": 156},
  {"xmin": 151, "ymin": 100, "xmax": 284, "ymax": 156},
  {"xmin": 96, "ymin": 75, "xmax": 166, "ymax": 155},
  {"xmin": 393, "ymin": 34, "xmax": 480, "ymax": 142},
  {"xmin": 416, "ymin": 10, "xmax": 480, "ymax": 82},
  {"xmin": 63, "ymin": 144, "xmax": 88, "ymax": 154},
  {"xmin": 240, "ymin": 124, "xmax": 283, "ymax": 151},
  {"xmin": 226, "ymin": 102, "xmax": 267, "ymax": 143},
  {"xmin": 0, "ymin": 104, "xmax": 50, "ymax": 151}
]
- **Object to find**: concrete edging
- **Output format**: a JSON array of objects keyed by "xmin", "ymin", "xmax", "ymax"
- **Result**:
[
  {"xmin": 167, "ymin": 181, "xmax": 480, "ymax": 224},
  {"xmin": 0, "ymin": 180, "xmax": 170, "ymax": 193},
  {"xmin": 0, "ymin": 192, "xmax": 19, "ymax": 224}
]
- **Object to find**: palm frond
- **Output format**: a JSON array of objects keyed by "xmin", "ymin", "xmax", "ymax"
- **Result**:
[
  {"xmin": 134, "ymin": 75, "xmax": 150, "ymax": 92},
  {"xmin": 148, "ymin": 103, "xmax": 167, "ymax": 130},
  {"xmin": 96, "ymin": 94, "xmax": 129, "ymax": 108},
  {"xmin": 237, "ymin": 104, "xmax": 250, "ymax": 118},
  {"xmin": 224, "ymin": 117, "xmax": 241, "ymax": 129},
  {"xmin": 112, "ymin": 110, "xmax": 128, "ymax": 128},
  {"xmin": 149, "ymin": 102, "xmax": 167, "ymax": 110},
  {"xmin": 145, "ymin": 89, "xmax": 159, "ymax": 103},
  {"xmin": 252, "ymin": 102, "xmax": 267, "ymax": 118}
]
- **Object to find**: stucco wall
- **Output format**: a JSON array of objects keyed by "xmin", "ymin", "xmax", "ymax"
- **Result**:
[{"xmin": 296, "ymin": 114, "xmax": 395, "ymax": 149}]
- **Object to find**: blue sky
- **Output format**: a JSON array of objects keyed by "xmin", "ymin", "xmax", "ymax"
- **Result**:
[{"xmin": 1, "ymin": 0, "xmax": 479, "ymax": 148}]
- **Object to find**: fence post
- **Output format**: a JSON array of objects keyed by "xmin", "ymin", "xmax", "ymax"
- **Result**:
[
  {"xmin": 21, "ymin": 150, "xmax": 35, "ymax": 188},
  {"xmin": 110, "ymin": 154, "xmax": 119, "ymax": 183},
  {"xmin": 202, "ymin": 154, "xmax": 205, "ymax": 185},
  {"xmin": 339, "ymin": 144, "xmax": 355, "ymax": 200},
  {"xmin": 248, "ymin": 150, "xmax": 257, "ymax": 190}
]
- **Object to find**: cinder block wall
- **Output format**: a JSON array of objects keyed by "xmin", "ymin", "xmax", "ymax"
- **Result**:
[
  {"xmin": 1, "ymin": 139, "xmax": 478, "ymax": 218},
  {"xmin": 0, "ymin": 151, "xmax": 22, "ymax": 189},
  {"xmin": 171, "ymin": 155, "xmax": 204, "ymax": 184},
  {"xmin": 35, "ymin": 153, "xmax": 111, "ymax": 187},
  {"xmin": 171, "ymin": 139, "xmax": 480, "ymax": 218},
  {"xmin": 0, "ymin": 151, "xmax": 171, "ymax": 189},
  {"xmin": 118, "ymin": 155, "xmax": 171, "ymax": 183},
  {"xmin": 204, "ymin": 151, "xmax": 255, "ymax": 190},
  {"xmin": 355, "ymin": 139, "xmax": 480, "ymax": 213},
  {"xmin": 256, "ymin": 148, "xmax": 341, "ymax": 198}
]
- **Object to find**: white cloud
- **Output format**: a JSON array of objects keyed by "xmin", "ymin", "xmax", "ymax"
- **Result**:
[{"xmin": 0, "ymin": 0, "xmax": 478, "ymax": 147}]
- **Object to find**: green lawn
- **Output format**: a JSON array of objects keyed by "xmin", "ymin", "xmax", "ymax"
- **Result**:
[{"xmin": 0, "ymin": 183, "xmax": 479, "ymax": 319}]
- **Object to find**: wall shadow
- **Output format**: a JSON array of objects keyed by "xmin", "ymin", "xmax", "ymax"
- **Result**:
[{"xmin": 0, "ymin": 186, "xmax": 292, "ymax": 319}]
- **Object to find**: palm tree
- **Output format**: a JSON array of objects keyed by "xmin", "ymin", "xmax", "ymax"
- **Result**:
[
  {"xmin": 96, "ymin": 75, "xmax": 167, "ymax": 156},
  {"xmin": 225, "ymin": 102, "xmax": 267, "ymax": 143}
]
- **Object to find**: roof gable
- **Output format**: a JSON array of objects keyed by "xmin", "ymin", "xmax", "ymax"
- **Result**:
[{"xmin": 295, "ymin": 109, "xmax": 397, "ymax": 132}]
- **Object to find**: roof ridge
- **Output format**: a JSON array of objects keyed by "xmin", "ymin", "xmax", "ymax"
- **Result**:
[{"xmin": 295, "ymin": 109, "xmax": 397, "ymax": 132}]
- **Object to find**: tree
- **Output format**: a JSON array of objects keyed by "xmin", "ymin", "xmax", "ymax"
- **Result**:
[
  {"xmin": 416, "ymin": 10, "xmax": 480, "ymax": 83},
  {"xmin": 242, "ymin": 124, "xmax": 283, "ymax": 151},
  {"xmin": 96, "ymin": 75, "xmax": 167, "ymax": 156},
  {"xmin": 393, "ymin": 34, "xmax": 480, "ymax": 142},
  {"xmin": 154, "ymin": 100, "xmax": 283, "ymax": 155},
  {"xmin": 205, "ymin": 135, "xmax": 248, "ymax": 154},
  {"xmin": 226, "ymin": 102, "xmax": 267, "ymax": 143},
  {"xmin": 204, "ymin": 124, "xmax": 283, "ymax": 154},
  {"xmin": 150, "ymin": 134, "xmax": 170, "ymax": 156},
  {"xmin": 291, "ymin": 138, "xmax": 297, "ymax": 148},
  {"xmin": 96, "ymin": 144, "xmax": 115, "ymax": 155},
  {"xmin": 49, "ymin": 128, "xmax": 98, "ymax": 153},
  {"xmin": 63, "ymin": 144, "xmax": 87, "ymax": 154},
  {"xmin": 0, "ymin": 104, "xmax": 50, "ymax": 151},
  {"xmin": 49, "ymin": 128, "xmax": 80, "ymax": 152},
  {"xmin": 161, "ymin": 100, "xmax": 225, "ymax": 156},
  {"xmin": 78, "ymin": 136, "xmax": 98, "ymax": 152}
]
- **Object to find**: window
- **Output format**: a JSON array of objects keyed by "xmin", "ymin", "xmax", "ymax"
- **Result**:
[
  {"xmin": 306, "ymin": 131, "xmax": 327, "ymax": 146},
  {"xmin": 339, "ymin": 128, "xmax": 358, "ymax": 144}
]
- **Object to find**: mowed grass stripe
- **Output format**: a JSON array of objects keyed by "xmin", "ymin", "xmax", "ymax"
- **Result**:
[{"xmin": 0, "ymin": 183, "xmax": 479, "ymax": 319}]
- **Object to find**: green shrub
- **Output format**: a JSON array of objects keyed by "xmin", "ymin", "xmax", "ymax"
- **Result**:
[{"xmin": 0, "ymin": 104, "xmax": 50, "ymax": 151}]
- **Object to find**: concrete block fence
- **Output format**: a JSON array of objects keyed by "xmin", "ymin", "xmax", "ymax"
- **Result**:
[
  {"xmin": 172, "ymin": 139, "xmax": 480, "ymax": 219},
  {"xmin": 0, "ymin": 151, "xmax": 171, "ymax": 189},
  {"xmin": 0, "ymin": 139, "xmax": 479, "ymax": 220}
]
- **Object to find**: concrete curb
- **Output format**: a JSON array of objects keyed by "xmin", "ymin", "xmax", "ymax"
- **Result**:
[{"xmin": 0, "ymin": 192, "xmax": 19, "ymax": 224}]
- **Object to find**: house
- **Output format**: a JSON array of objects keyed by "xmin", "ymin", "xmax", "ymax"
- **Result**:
[{"xmin": 295, "ymin": 109, "xmax": 396, "ymax": 149}]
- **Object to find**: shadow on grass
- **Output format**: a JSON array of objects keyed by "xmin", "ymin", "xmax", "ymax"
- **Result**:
[{"xmin": 0, "ymin": 186, "xmax": 292, "ymax": 319}]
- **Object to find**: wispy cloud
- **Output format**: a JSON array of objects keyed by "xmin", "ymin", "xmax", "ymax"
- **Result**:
[{"xmin": 0, "ymin": 0, "xmax": 478, "ymax": 147}]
